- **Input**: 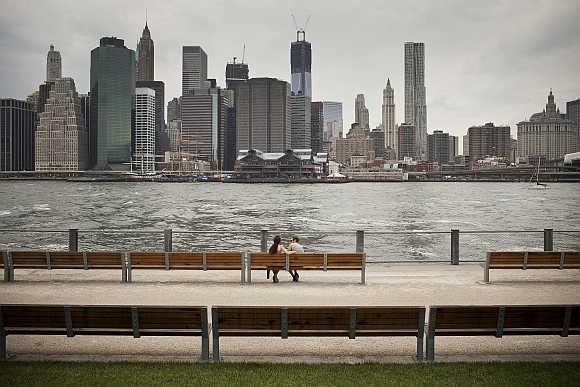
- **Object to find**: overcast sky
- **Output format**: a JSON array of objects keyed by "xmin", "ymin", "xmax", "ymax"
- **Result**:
[{"xmin": 1, "ymin": 0, "xmax": 579, "ymax": 152}]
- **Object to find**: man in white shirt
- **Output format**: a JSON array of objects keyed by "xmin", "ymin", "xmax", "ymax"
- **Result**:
[{"xmin": 288, "ymin": 236, "xmax": 304, "ymax": 282}]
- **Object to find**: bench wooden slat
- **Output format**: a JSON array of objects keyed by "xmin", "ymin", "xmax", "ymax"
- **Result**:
[
  {"xmin": 564, "ymin": 252, "xmax": 580, "ymax": 268},
  {"xmin": 85, "ymin": 252, "xmax": 124, "ymax": 268},
  {"xmin": 49, "ymin": 252, "xmax": 84, "ymax": 268},
  {"xmin": 10, "ymin": 251, "xmax": 48, "ymax": 268},
  {"xmin": 526, "ymin": 252, "xmax": 562, "ymax": 267}
]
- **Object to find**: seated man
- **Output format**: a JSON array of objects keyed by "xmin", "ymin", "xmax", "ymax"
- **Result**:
[{"xmin": 288, "ymin": 235, "xmax": 304, "ymax": 282}]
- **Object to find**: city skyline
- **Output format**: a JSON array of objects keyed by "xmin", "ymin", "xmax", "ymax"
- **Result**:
[{"xmin": 1, "ymin": 0, "xmax": 579, "ymax": 153}]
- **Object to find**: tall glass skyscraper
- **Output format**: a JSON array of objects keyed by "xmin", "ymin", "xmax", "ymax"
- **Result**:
[
  {"xmin": 182, "ymin": 46, "xmax": 208, "ymax": 96},
  {"xmin": 90, "ymin": 37, "xmax": 135, "ymax": 170},
  {"xmin": 290, "ymin": 31, "xmax": 312, "ymax": 97},
  {"xmin": 404, "ymin": 42, "xmax": 427, "ymax": 159}
]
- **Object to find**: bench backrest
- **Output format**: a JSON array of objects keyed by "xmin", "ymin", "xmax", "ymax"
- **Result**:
[
  {"xmin": 488, "ymin": 251, "xmax": 579, "ymax": 269},
  {"xmin": 128, "ymin": 252, "xmax": 244, "ymax": 270},
  {"xmin": 5, "ymin": 251, "xmax": 125, "ymax": 269},
  {"xmin": 430, "ymin": 305, "xmax": 580, "ymax": 336},
  {"xmin": 9, "ymin": 251, "xmax": 49, "ymax": 268},
  {"xmin": 248, "ymin": 252, "xmax": 364, "ymax": 270},
  {"xmin": 0, "ymin": 304, "xmax": 207, "ymax": 336},
  {"xmin": 214, "ymin": 306, "xmax": 424, "ymax": 337}
]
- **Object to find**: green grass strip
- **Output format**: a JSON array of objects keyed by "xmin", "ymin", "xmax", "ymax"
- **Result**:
[{"xmin": 1, "ymin": 362, "xmax": 579, "ymax": 387}]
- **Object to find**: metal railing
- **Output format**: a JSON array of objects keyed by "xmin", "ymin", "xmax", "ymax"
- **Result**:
[{"xmin": 0, "ymin": 228, "xmax": 578, "ymax": 264}]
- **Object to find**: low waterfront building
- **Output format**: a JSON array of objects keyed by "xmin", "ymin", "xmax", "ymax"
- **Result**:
[
  {"xmin": 235, "ymin": 149, "xmax": 322, "ymax": 179},
  {"xmin": 35, "ymin": 78, "xmax": 88, "ymax": 171},
  {"xmin": 517, "ymin": 90, "xmax": 576, "ymax": 162},
  {"xmin": 0, "ymin": 99, "xmax": 36, "ymax": 171}
]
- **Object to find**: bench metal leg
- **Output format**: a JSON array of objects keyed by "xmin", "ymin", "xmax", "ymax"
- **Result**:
[
  {"xmin": 416, "ymin": 308, "xmax": 426, "ymax": 361},
  {"xmin": 484, "ymin": 253, "xmax": 490, "ymax": 284},
  {"xmin": 212, "ymin": 308, "xmax": 220, "ymax": 361},
  {"xmin": 201, "ymin": 308, "xmax": 209, "ymax": 360},
  {"xmin": 426, "ymin": 308, "xmax": 437, "ymax": 361},
  {"xmin": 0, "ymin": 333, "xmax": 5, "ymax": 361},
  {"xmin": 360, "ymin": 254, "xmax": 367, "ymax": 285},
  {"xmin": 3, "ymin": 267, "xmax": 9, "ymax": 282}
]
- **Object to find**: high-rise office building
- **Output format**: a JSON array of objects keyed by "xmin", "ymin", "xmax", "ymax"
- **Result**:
[
  {"xmin": 136, "ymin": 22, "xmax": 154, "ymax": 81},
  {"xmin": 404, "ymin": 42, "xmax": 427, "ymax": 159},
  {"xmin": 463, "ymin": 134, "xmax": 469, "ymax": 156},
  {"xmin": 427, "ymin": 130, "xmax": 450, "ymax": 164},
  {"xmin": 136, "ymin": 80, "xmax": 165, "ymax": 154},
  {"xmin": 370, "ymin": 128, "xmax": 386, "ymax": 159},
  {"xmin": 46, "ymin": 45, "xmax": 62, "ymax": 82},
  {"xmin": 354, "ymin": 94, "xmax": 369, "ymax": 128},
  {"xmin": 322, "ymin": 101, "xmax": 343, "ymax": 141},
  {"xmin": 449, "ymin": 135, "xmax": 459, "ymax": 161},
  {"xmin": 311, "ymin": 101, "xmax": 323, "ymax": 154},
  {"xmin": 167, "ymin": 97, "xmax": 181, "ymax": 124},
  {"xmin": 397, "ymin": 123, "xmax": 417, "ymax": 160},
  {"xmin": 0, "ymin": 99, "xmax": 36, "ymax": 171},
  {"xmin": 290, "ymin": 31, "xmax": 312, "ymax": 97},
  {"xmin": 35, "ymin": 78, "xmax": 88, "ymax": 171},
  {"xmin": 468, "ymin": 122, "xmax": 511, "ymax": 161},
  {"xmin": 291, "ymin": 94, "xmax": 311, "ymax": 149},
  {"xmin": 26, "ymin": 92, "xmax": 39, "ymax": 113},
  {"xmin": 90, "ymin": 37, "xmax": 135, "ymax": 170},
  {"xmin": 182, "ymin": 46, "xmax": 208, "ymax": 96},
  {"xmin": 79, "ymin": 93, "xmax": 91, "ymax": 158},
  {"xmin": 166, "ymin": 120, "xmax": 181, "ymax": 152},
  {"xmin": 381, "ymin": 79, "xmax": 396, "ymax": 153},
  {"xmin": 181, "ymin": 87, "xmax": 233, "ymax": 169},
  {"xmin": 517, "ymin": 90, "xmax": 576, "ymax": 161},
  {"xmin": 235, "ymin": 78, "xmax": 291, "ymax": 153},
  {"xmin": 335, "ymin": 124, "xmax": 374, "ymax": 165},
  {"xmin": 225, "ymin": 58, "xmax": 249, "ymax": 89},
  {"xmin": 567, "ymin": 98, "xmax": 580, "ymax": 151},
  {"xmin": 133, "ymin": 87, "xmax": 156, "ymax": 173}
]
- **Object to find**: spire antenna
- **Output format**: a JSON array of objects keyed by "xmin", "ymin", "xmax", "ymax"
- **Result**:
[{"xmin": 146, "ymin": 8, "xmax": 148, "ymax": 26}]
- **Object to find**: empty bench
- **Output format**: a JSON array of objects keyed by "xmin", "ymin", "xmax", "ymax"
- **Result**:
[
  {"xmin": 426, "ymin": 304, "xmax": 580, "ymax": 361},
  {"xmin": 2, "ymin": 251, "xmax": 126, "ymax": 282},
  {"xmin": 0, "ymin": 304, "xmax": 209, "ymax": 360},
  {"xmin": 126, "ymin": 251, "xmax": 245, "ymax": 283},
  {"xmin": 484, "ymin": 251, "xmax": 580, "ymax": 283},
  {"xmin": 247, "ymin": 252, "xmax": 367, "ymax": 284},
  {"xmin": 211, "ymin": 306, "xmax": 425, "ymax": 360}
]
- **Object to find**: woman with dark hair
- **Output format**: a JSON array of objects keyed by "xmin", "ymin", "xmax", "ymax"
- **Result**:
[{"xmin": 268, "ymin": 235, "xmax": 293, "ymax": 283}]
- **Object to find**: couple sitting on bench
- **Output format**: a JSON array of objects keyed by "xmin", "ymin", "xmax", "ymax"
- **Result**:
[{"xmin": 268, "ymin": 235, "xmax": 303, "ymax": 283}]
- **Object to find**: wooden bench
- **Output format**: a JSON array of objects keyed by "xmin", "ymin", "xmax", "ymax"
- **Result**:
[
  {"xmin": 426, "ymin": 304, "xmax": 580, "ymax": 361},
  {"xmin": 247, "ymin": 252, "xmax": 366, "ymax": 284},
  {"xmin": 484, "ymin": 251, "xmax": 580, "ymax": 283},
  {"xmin": 0, "ymin": 304, "xmax": 209, "ymax": 360},
  {"xmin": 126, "ymin": 251, "xmax": 245, "ymax": 283},
  {"xmin": 2, "ymin": 251, "xmax": 126, "ymax": 282},
  {"xmin": 211, "ymin": 306, "xmax": 425, "ymax": 360}
]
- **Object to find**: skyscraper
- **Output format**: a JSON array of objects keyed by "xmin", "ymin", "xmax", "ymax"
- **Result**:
[
  {"xmin": 35, "ymin": 78, "xmax": 88, "ymax": 171},
  {"xmin": 290, "ymin": 31, "xmax": 312, "ymax": 97},
  {"xmin": 427, "ymin": 130, "xmax": 450, "ymax": 164},
  {"xmin": 133, "ymin": 87, "xmax": 156, "ymax": 173},
  {"xmin": 46, "ymin": 45, "xmax": 62, "ymax": 82},
  {"xmin": 311, "ymin": 101, "xmax": 323, "ymax": 154},
  {"xmin": 235, "ymin": 77, "xmax": 291, "ymax": 153},
  {"xmin": 291, "ymin": 94, "xmax": 311, "ymax": 149},
  {"xmin": 136, "ymin": 22, "xmax": 154, "ymax": 81},
  {"xmin": 322, "ymin": 101, "xmax": 343, "ymax": 142},
  {"xmin": 397, "ymin": 123, "xmax": 417, "ymax": 160},
  {"xmin": 404, "ymin": 42, "xmax": 427, "ymax": 159},
  {"xmin": 225, "ymin": 58, "xmax": 249, "ymax": 89},
  {"xmin": 136, "ymin": 80, "xmax": 165, "ymax": 154},
  {"xmin": 354, "ymin": 94, "xmax": 369, "ymax": 128},
  {"xmin": 90, "ymin": 37, "xmax": 135, "ymax": 170},
  {"xmin": 167, "ymin": 97, "xmax": 181, "ymax": 124},
  {"xmin": 0, "ymin": 99, "xmax": 36, "ymax": 171},
  {"xmin": 567, "ymin": 98, "xmax": 580, "ymax": 151},
  {"xmin": 381, "ymin": 78, "xmax": 396, "ymax": 153},
  {"xmin": 468, "ymin": 122, "xmax": 511, "ymax": 161},
  {"xmin": 182, "ymin": 46, "xmax": 208, "ymax": 95}
]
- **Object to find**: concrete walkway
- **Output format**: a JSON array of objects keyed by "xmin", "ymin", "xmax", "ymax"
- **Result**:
[{"xmin": 1, "ymin": 263, "xmax": 579, "ymax": 362}]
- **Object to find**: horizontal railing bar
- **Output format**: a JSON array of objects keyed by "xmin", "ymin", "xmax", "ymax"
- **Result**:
[{"xmin": 0, "ymin": 229, "xmax": 577, "ymax": 234}]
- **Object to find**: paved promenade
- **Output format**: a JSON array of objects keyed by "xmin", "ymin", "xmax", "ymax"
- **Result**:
[{"xmin": 1, "ymin": 263, "xmax": 579, "ymax": 362}]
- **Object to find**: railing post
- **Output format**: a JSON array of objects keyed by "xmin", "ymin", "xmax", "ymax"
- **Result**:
[
  {"xmin": 68, "ymin": 229, "xmax": 78, "ymax": 252},
  {"xmin": 164, "ymin": 229, "xmax": 173, "ymax": 252},
  {"xmin": 356, "ymin": 230, "xmax": 364, "ymax": 253},
  {"xmin": 451, "ymin": 229, "xmax": 459, "ymax": 265},
  {"xmin": 544, "ymin": 228, "xmax": 553, "ymax": 251},
  {"xmin": 260, "ymin": 230, "xmax": 268, "ymax": 252}
]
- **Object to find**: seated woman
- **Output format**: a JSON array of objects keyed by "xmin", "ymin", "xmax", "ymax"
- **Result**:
[{"xmin": 268, "ymin": 235, "xmax": 295, "ymax": 283}]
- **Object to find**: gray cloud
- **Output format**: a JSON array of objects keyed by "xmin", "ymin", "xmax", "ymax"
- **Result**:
[{"xmin": 1, "ymin": 0, "xmax": 579, "ymax": 153}]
